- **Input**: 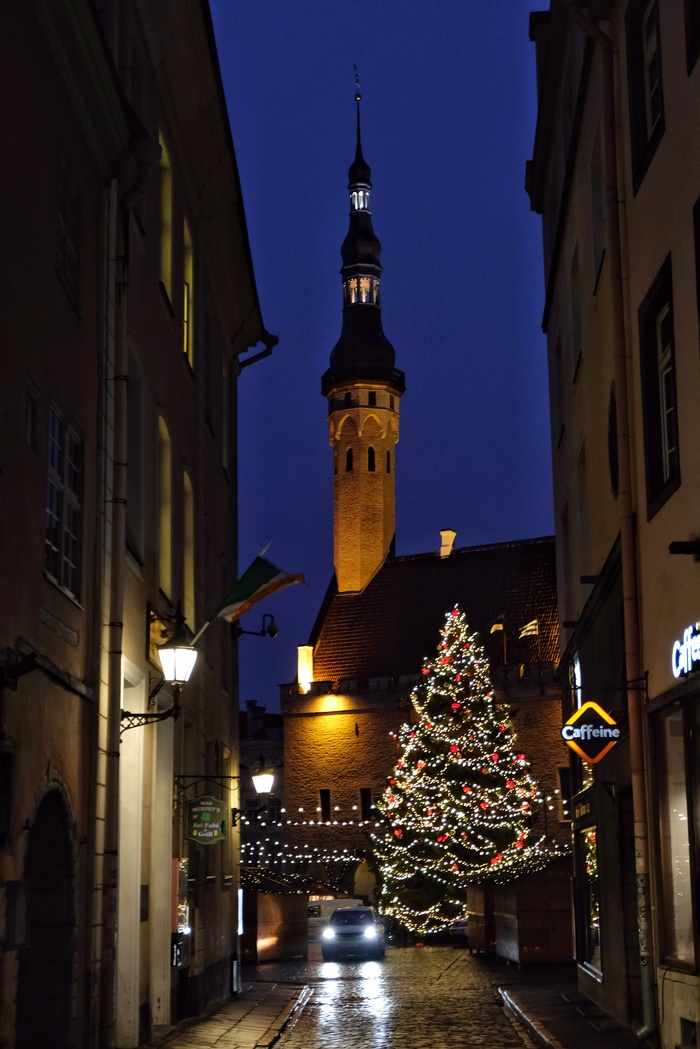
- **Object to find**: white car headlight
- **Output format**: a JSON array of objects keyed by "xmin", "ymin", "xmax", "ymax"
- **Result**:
[
  {"xmin": 322, "ymin": 927, "xmax": 335, "ymax": 940},
  {"xmin": 363, "ymin": 926, "xmax": 377, "ymax": 939}
]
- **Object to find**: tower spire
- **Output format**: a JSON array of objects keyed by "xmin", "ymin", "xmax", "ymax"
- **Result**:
[{"xmin": 321, "ymin": 88, "xmax": 405, "ymax": 594}]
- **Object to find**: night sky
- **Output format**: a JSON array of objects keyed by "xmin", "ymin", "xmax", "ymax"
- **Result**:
[{"xmin": 210, "ymin": 1, "xmax": 553, "ymax": 709}]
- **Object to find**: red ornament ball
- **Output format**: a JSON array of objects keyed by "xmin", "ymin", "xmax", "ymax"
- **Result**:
[
  {"xmin": 506, "ymin": 779, "xmax": 515, "ymax": 788},
  {"xmin": 422, "ymin": 668, "xmax": 430, "ymax": 676},
  {"xmin": 492, "ymin": 753, "xmax": 499, "ymax": 762},
  {"xmin": 480, "ymin": 801, "xmax": 489, "ymax": 810},
  {"xmin": 451, "ymin": 609, "xmax": 459, "ymax": 617},
  {"xmin": 450, "ymin": 745, "xmax": 459, "ymax": 754},
  {"xmin": 452, "ymin": 702, "xmax": 461, "ymax": 711},
  {"xmin": 455, "ymin": 673, "xmax": 461, "ymax": 682},
  {"xmin": 462, "ymin": 785, "xmax": 471, "ymax": 794},
  {"xmin": 394, "ymin": 828, "xmax": 403, "ymax": 837}
]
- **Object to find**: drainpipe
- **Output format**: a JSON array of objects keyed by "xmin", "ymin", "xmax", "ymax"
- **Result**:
[
  {"xmin": 561, "ymin": 4, "xmax": 656, "ymax": 1041},
  {"xmin": 99, "ymin": 136, "xmax": 161, "ymax": 1049}
]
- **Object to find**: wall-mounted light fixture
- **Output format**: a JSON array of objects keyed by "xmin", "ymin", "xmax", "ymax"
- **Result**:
[
  {"xmin": 236, "ymin": 613, "xmax": 278, "ymax": 639},
  {"xmin": 121, "ymin": 603, "xmax": 197, "ymax": 733}
]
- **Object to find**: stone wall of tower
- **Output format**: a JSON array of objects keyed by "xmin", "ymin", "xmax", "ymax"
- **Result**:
[{"xmin": 328, "ymin": 384, "xmax": 399, "ymax": 592}]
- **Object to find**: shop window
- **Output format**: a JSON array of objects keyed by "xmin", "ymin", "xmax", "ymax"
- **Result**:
[
  {"xmin": 626, "ymin": 0, "xmax": 664, "ymax": 191},
  {"xmin": 45, "ymin": 404, "xmax": 83, "ymax": 599},
  {"xmin": 578, "ymin": 826, "xmax": 602, "ymax": 972},
  {"xmin": 657, "ymin": 708, "xmax": 694, "ymax": 965},
  {"xmin": 638, "ymin": 255, "xmax": 680, "ymax": 518}
]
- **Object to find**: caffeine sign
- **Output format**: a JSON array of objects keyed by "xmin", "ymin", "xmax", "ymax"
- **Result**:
[{"xmin": 561, "ymin": 701, "xmax": 620, "ymax": 764}]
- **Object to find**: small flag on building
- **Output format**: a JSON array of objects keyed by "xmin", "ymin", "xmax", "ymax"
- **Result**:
[
  {"xmin": 215, "ymin": 555, "xmax": 305, "ymax": 623},
  {"xmin": 489, "ymin": 614, "xmax": 505, "ymax": 634},
  {"xmin": 518, "ymin": 618, "xmax": 539, "ymax": 639}
]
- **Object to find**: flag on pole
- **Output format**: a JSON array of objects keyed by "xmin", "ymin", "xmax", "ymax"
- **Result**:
[
  {"xmin": 518, "ymin": 618, "xmax": 539, "ymax": 639},
  {"xmin": 214, "ymin": 556, "xmax": 305, "ymax": 623},
  {"xmin": 489, "ymin": 614, "xmax": 505, "ymax": 634}
]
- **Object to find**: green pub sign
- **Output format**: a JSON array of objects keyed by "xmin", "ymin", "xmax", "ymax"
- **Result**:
[{"xmin": 185, "ymin": 794, "xmax": 227, "ymax": 845}]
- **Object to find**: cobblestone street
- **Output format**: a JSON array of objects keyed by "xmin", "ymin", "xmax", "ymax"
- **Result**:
[{"xmin": 263, "ymin": 945, "xmax": 535, "ymax": 1049}]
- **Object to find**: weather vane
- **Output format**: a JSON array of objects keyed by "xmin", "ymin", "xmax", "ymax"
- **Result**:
[{"xmin": 354, "ymin": 64, "xmax": 361, "ymax": 102}]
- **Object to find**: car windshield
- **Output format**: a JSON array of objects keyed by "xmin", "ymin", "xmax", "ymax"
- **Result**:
[{"xmin": 331, "ymin": 909, "xmax": 372, "ymax": 925}]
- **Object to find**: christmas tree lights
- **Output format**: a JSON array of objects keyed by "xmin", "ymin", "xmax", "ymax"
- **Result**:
[{"xmin": 371, "ymin": 606, "xmax": 568, "ymax": 934}]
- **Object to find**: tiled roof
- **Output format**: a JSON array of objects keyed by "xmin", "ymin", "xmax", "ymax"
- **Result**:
[{"xmin": 310, "ymin": 536, "xmax": 558, "ymax": 683}]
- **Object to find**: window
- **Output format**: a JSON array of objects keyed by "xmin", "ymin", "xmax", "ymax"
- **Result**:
[
  {"xmin": 344, "ymin": 391, "xmax": 351, "ymax": 406},
  {"xmin": 26, "ymin": 382, "xmax": 39, "ymax": 452},
  {"xmin": 183, "ymin": 471, "xmax": 195, "ymax": 628},
  {"xmin": 590, "ymin": 126, "xmax": 605, "ymax": 285},
  {"xmin": 359, "ymin": 787, "xmax": 373, "ymax": 822},
  {"xmin": 45, "ymin": 404, "xmax": 82, "ymax": 598},
  {"xmin": 346, "ymin": 448, "xmax": 353, "ymax": 472},
  {"xmin": 183, "ymin": 217, "xmax": 194, "ymax": 365},
  {"xmin": 570, "ymin": 247, "xmax": 582, "ymax": 380},
  {"xmin": 158, "ymin": 134, "xmax": 173, "ymax": 305},
  {"xmin": 367, "ymin": 447, "xmax": 375, "ymax": 472},
  {"xmin": 368, "ymin": 391, "xmax": 376, "ymax": 406},
  {"xmin": 685, "ymin": 0, "xmax": 700, "ymax": 71},
  {"xmin": 626, "ymin": 0, "xmax": 664, "ymax": 190},
  {"xmin": 657, "ymin": 708, "xmax": 694, "ymax": 965},
  {"xmin": 126, "ymin": 345, "xmax": 144, "ymax": 559},
  {"xmin": 386, "ymin": 451, "xmax": 391, "ymax": 474},
  {"xmin": 638, "ymin": 256, "xmax": 680, "ymax": 517},
  {"xmin": 157, "ymin": 417, "xmax": 172, "ymax": 597},
  {"xmin": 56, "ymin": 151, "xmax": 81, "ymax": 305},
  {"xmin": 694, "ymin": 197, "xmax": 700, "ymax": 342},
  {"xmin": 319, "ymin": 789, "xmax": 331, "ymax": 822},
  {"xmin": 578, "ymin": 826, "xmax": 602, "ymax": 972}
]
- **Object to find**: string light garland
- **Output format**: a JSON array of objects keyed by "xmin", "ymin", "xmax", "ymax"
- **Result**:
[{"xmin": 371, "ymin": 606, "xmax": 569, "ymax": 934}]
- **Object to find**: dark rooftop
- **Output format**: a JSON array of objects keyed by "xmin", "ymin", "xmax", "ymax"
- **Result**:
[{"xmin": 309, "ymin": 536, "xmax": 558, "ymax": 684}]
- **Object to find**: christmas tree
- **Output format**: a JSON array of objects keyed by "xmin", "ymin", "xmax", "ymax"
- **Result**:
[{"xmin": 372, "ymin": 606, "xmax": 566, "ymax": 934}]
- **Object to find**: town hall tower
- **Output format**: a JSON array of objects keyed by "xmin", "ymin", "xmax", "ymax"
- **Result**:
[{"xmin": 321, "ymin": 91, "xmax": 405, "ymax": 593}]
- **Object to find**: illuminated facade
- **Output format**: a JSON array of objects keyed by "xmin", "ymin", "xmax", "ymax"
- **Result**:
[
  {"xmin": 0, "ymin": 2, "xmax": 270, "ymax": 1046},
  {"xmin": 528, "ymin": 1, "xmax": 700, "ymax": 1043}
]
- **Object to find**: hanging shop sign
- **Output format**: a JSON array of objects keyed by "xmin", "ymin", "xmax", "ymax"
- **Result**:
[
  {"xmin": 185, "ymin": 795, "xmax": 227, "ymax": 845},
  {"xmin": 671, "ymin": 623, "xmax": 700, "ymax": 678},
  {"xmin": 561, "ymin": 701, "xmax": 620, "ymax": 764}
]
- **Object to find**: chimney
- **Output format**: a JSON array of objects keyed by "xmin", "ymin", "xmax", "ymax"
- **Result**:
[{"xmin": 440, "ymin": 529, "xmax": 457, "ymax": 558}]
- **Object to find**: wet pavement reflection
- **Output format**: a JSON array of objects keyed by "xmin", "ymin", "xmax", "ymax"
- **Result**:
[{"xmin": 245, "ymin": 943, "xmax": 534, "ymax": 1049}]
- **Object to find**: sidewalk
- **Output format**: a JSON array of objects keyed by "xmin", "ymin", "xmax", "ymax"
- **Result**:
[
  {"xmin": 493, "ymin": 963, "xmax": 643, "ymax": 1049},
  {"xmin": 145, "ymin": 980, "xmax": 311, "ymax": 1049}
]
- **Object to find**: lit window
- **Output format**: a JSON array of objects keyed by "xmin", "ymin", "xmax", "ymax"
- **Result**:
[
  {"xmin": 183, "ymin": 217, "xmax": 194, "ymax": 365},
  {"xmin": 183, "ymin": 470, "xmax": 195, "ymax": 627},
  {"xmin": 351, "ymin": 189, "xmax": 370, "ymax": 211},
  {"xmin": 45, "ymin": 404, "xmax": 82, "ymax": 598},
  {"xmin": 657, "ymin": 708, "xmax": 694, "ymax": 964},
  {"xmin": 158, "ymin": 417, "xmax": 172, "ymax": 597},
  {"xmin": 56, "ymin": 151, "xmax": 81, "ymax": 305}
]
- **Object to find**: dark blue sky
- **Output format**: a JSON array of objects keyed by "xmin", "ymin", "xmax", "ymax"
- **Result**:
[{"xmin": 210, "ymin": 1, "xmax": 552, "ymax": 708}]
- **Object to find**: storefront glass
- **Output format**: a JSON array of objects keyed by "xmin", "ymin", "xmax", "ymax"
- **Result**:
[
  {"xmin": 579, "ymin": 825, "xmax": 601, "ymax": 971},
  {"xmin": 657, "ymin": 708, "xmax": 694, "ymax": 964}
]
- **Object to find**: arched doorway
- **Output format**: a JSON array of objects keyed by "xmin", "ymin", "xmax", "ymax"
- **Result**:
[{"xmin": 16, "ymin": 789, "xmax": 75, "ymax": 1049}]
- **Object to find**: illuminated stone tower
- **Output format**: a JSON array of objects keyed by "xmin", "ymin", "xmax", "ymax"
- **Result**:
[{"xmin": 322, "ymin": 89, "xmax": 405, "ymax": 594}]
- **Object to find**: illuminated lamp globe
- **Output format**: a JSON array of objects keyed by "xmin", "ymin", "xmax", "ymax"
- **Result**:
[
  {"xmin": 157, "ymin": 606, "xmax": 198, "ymax": 685},
  {"xmin": 252, "ymin": 767, "xmax": 275, "ymax": 795}
]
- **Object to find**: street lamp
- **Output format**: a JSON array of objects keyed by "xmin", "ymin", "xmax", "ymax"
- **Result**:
[{"xmin": 121, "ymin": 603, "xmax": 198, "ymax": 733}]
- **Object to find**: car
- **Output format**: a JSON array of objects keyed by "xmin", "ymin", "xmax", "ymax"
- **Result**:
[{"xmin": 321, "ymin": 906, "xmax": 386, "ymax": 961}]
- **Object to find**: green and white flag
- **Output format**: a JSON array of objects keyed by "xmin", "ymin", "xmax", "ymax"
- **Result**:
[{"xmin": 215, "ymin": 555, "xmax": 304, "ymax": 622}]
